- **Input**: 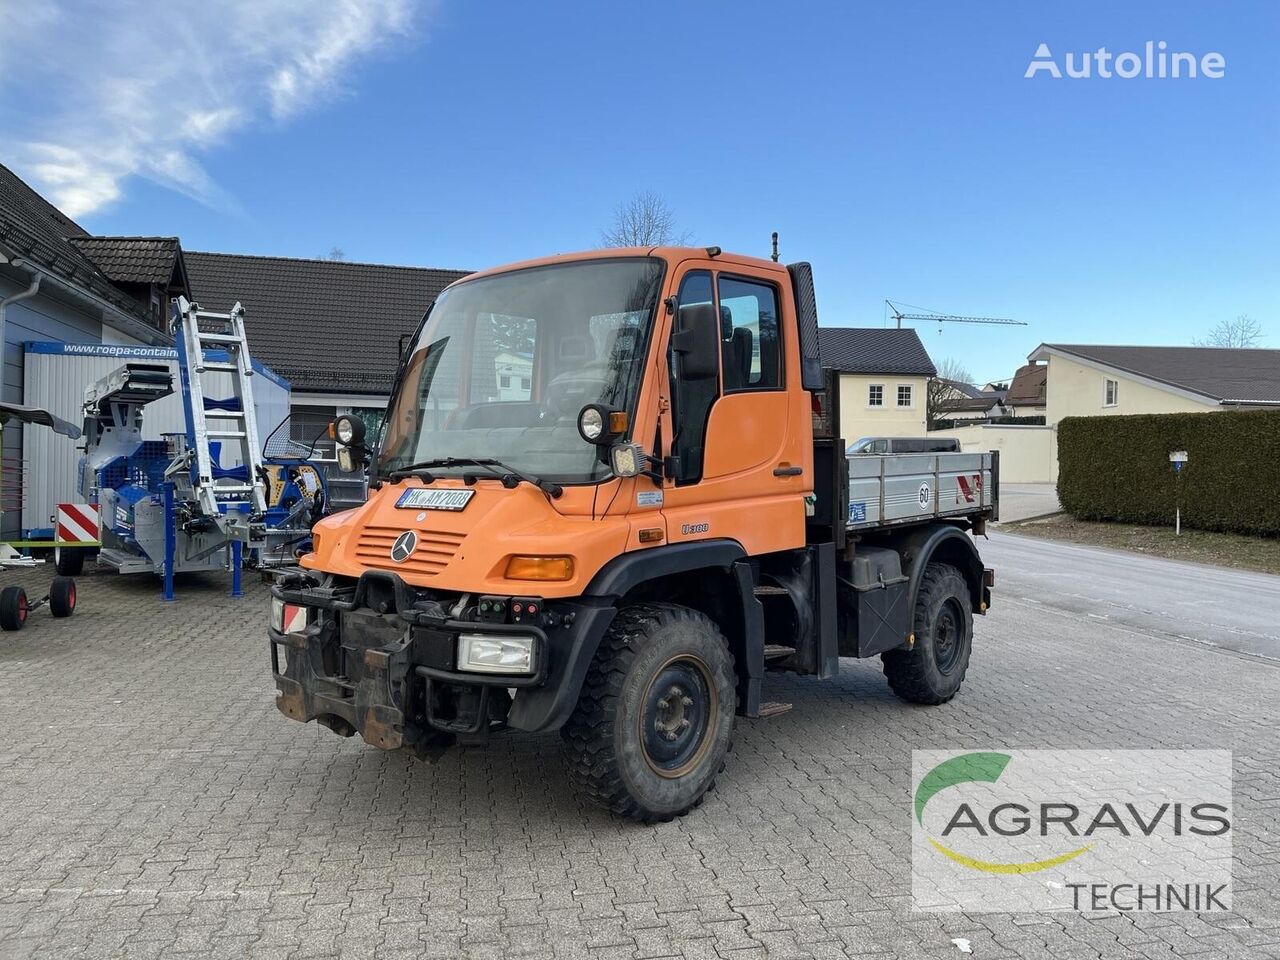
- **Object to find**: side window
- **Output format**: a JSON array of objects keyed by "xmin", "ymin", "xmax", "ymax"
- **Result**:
[
  {"xmin": 669, "ymin": 271, "xmax": 719, "ymax": 485},
  {"xmin": 718, "ymin": 276, "xmax": 781, "ymax": 391}
]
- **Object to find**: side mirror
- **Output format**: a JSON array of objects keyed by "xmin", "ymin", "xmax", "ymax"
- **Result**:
[{"xmin": 672, "ymin": 302, "xmax": 719, "ymax": 381}]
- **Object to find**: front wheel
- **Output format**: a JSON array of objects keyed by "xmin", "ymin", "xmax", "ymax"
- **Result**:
[
  {"xmin": 882, "ymin": 562, "xmax": 973, "ymax": 704},
  {"xmin": 562, "ymin": 603, "xmax": 737, "ymax": 821}
]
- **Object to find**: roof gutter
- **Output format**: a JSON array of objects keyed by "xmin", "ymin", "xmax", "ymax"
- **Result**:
[
  {"xmin": 0, "ymin": 257, "xmax": 42, "ymax": 362},
  {"xmin": 0, "ymin": 246, "xmax": 171, "ymax": 347},
  {"xmin": 1220, "ymin": 399, "xmax": 1280, "ymax": 406}
]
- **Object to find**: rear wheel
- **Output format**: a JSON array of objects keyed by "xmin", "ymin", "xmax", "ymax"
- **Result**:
[
  {"xmin": 0, "ymin": 586, "xmax": 28, "ymax": 632},
  {"xmin": 54, "ymin": 547, "xmax": 85, "ymax": 577},
  {"xmin": 49, "ymin": 577, "xmax": 76, "ymax": 618},
  {"xmin": 562, "ymin": 603, "xmax": 737, "ymax": 821},
  {"xmin": 882, "ymin": 562, "xmax": 972, "ymax": 704}
]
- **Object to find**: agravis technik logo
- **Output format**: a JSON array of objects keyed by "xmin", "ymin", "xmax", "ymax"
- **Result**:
[{"xmin": 912, "ymin": 750, "xmax": 1233, "ymax": 912}]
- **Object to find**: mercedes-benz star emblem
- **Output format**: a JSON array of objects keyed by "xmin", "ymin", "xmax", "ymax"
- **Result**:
[{"xmin": 390, "ymin": 530, "xmax": 417, "ymax": 563}]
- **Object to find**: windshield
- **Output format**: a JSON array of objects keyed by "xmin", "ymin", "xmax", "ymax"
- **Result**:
[{"xmin": 376, "ymin": 257, "xmax": 665, "ymax": 483}]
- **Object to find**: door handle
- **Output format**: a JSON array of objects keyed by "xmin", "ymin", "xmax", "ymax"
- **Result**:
[{"xmin": 773, "ymin": 463, "xmax": 803, "ymax": 477}]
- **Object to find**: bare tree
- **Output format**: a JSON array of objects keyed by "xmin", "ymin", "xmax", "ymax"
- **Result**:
[
  {"xmin": 927, "ymin": 357, "xmax": 977, "ymax": 430},
  {"xmin": 317, "ymin": 246, "xmax": 346, "ymax": 261},
  {"xmin": 600, "ymin": 191, "xmax": 690, "ymax": 247},
  {"xmin": 1195, "ymin": 314, "xmax": 1264, "ymax": 348}
]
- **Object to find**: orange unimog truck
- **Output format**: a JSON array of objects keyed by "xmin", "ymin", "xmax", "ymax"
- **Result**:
[{"xmin": 269, "ymin": 247, "xmax": 997, "ymax": 821}]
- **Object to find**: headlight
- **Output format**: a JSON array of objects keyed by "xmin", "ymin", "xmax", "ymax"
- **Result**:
[
  {"xmin": 578, "ymin": 405, "xmax": 604, "ymax": 442},
  {"xmin": 331, "ymin": 414, "xmax": 365, "ymax": 446},
  {"xmin": 577, "ymin": 404, "xmax": 628, "ymax": 444},
  {"xmin": 457, "ymin": 633, "xmax": 536, "ymax": 674}
]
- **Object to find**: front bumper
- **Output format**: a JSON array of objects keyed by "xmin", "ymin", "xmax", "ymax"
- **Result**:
[{"xmin": 269, "ymin": 570, "xmax": 613, "ymax": 747}]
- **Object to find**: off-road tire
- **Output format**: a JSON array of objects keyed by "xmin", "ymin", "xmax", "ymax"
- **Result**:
[
  {"xmin": 54, "ymin": 547, "xmax": 85, "ymax": 577},
  {"xmin": 49, "ymin": 577, "xmax": 76, "ymax": 618},
  {"xmin": 562, "ymin": 603, "xmax": 737, "ymax": 822},
  {"xmin": 0, "ymin": 586, "xmax": 28, "ymax": 632},
  {"xmin": 882, "ymin": 562, "xmax": 972, "ymax": 704}
]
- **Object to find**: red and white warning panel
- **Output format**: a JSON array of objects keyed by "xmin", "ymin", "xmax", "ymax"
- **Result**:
[{"xmin": 55, "ymin": 503, "xmax": 101, "ymax": 545}]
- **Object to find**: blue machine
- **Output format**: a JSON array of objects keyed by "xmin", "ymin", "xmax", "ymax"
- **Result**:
[{"xmin": 78, "ymin": 303, "xmax": 331, "ymax": 597}]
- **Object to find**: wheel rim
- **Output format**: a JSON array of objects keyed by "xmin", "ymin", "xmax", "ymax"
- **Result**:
[
  {"xmin": 933, "ymin": 598, "xmax": 965, "ymax": 673},
  {"xmin": 17, "ymin": 594, "xmax": 27, "ymax": 623},
  {"xmin": 67, "ymin": 584, "xmax": 76, "ymax": 609},
  {"xmin": 639, "ymin": 655, "xmax": 717, "ymax": 779}
]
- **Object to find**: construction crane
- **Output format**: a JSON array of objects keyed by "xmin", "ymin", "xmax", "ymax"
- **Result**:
[{"xmin": 885, "ymin": 300, "xmax": 1027, "ymax": 330}]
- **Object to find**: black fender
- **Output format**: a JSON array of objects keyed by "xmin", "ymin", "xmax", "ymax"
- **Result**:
[
  {"xmin": 508, "ymin": 539, "xmax": 765, "ymax": 730},
  {"xmin": 889, "ymin": 523, "xmax": 988, "ymax": 615}
]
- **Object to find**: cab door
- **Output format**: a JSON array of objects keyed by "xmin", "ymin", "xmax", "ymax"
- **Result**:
[{"xmin": 659, "ymin": 263, "xmax": 808, "ymax": 556}]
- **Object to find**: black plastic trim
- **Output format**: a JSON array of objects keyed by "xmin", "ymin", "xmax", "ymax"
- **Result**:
[{"xmin": 583, "ymin": 539, "xmax": 748, "ymax": 597}]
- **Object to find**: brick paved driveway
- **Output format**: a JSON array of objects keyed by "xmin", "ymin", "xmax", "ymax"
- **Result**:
[{"xmin": 0, "ymin": 561, "xmax": 1277, "ymax": 959}]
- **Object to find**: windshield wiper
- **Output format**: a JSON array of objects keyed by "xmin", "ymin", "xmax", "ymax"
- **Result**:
[{"xmin": 388, "ymin": 457, "xmax": 563, "ymax": 499}]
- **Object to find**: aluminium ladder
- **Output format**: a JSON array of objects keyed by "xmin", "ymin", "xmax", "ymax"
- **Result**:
[{"xmin": 172, "ymin": 296, "xmax": 267, "ymax": 535}]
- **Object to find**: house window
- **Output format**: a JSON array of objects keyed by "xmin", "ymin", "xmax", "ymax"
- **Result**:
[
  {"xmin": 499, "ymin": 374, "xmax": 511, "ymax": 388},
  {"xmin": 1104, "ymin": 378, "xmax": 1118, "ymax": 407},
  {"xmin": 520, "ymin": 377, "xmax": 530, "ymax": 390},
  {"xmin": 897, "ymin": 384, "xmax": 913, "ymax": 407},
  {"xmin": 868, "ymin": 384, "xmax": 884, "ymax": 407}
]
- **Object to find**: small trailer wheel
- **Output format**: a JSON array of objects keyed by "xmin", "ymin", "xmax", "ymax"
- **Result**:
[
  {"xmin": 54, "ymin": 547, "xmax": 85, "ymax": 577},
  {"xmin": 0, "ymin": 586, "xmax": 29, "ymax": 631},
  {"xmin": 50, "ymin": 577, "xmax": 77, "ymax": 618}
]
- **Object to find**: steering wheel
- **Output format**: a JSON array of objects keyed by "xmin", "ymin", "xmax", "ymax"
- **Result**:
[{"xmin": 544, "ymin": 362, "xmax": 612, "ymax": 419}]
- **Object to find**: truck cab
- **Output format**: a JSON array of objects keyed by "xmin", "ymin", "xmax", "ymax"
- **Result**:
[{"xmin": 270, "ymin": 247, "xmax": 995, "ymax": 821}]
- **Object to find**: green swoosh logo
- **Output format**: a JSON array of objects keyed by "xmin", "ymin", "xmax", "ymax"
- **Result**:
[{"xmin": 916, "ymin": 752, "xmax": 1012, "ymax": 824}]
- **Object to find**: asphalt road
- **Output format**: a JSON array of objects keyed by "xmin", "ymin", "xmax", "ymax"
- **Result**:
[{"xmin": 982, "ymin": 530, "xmax": 1280, "ymax": 662}]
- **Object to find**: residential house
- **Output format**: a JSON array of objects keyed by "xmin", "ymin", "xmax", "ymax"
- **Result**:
[
  {"xmin": 934, "ymin": 379, "xmax": 1007, "ymax": 423},
  {"xmin": 817, "ymin": 328, "xmax": 936, "ymax": 442},
  {"xmin": 1005, "ymin": 362, "xmax": 1047, "ymax": 418},
  {"xmin": 1031, "ymin": 343, "xmax": 1280, "ymax": 421}
]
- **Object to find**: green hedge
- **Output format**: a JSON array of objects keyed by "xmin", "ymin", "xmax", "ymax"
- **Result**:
[{"xmin": 1057, "ymin": 410, "xmax": 1280, "ymax": 535}]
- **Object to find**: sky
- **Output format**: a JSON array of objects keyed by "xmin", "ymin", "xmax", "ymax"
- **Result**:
[{"xmin": 1, "ymin": 0, "xmax": 1275, "ymax": 385}]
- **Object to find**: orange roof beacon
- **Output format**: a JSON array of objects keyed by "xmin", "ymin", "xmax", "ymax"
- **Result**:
[{"xmin": 269, "ymin": 247, "xmax": 998, "ymax": 821}]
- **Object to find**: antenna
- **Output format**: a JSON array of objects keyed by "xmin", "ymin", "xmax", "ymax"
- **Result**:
[
  {"xmin": 770, "ymin": 231, "xmax": 779, "ymax": 262},
  {"xmin": 885, "ymin": 300, "xmax": 1026, "ymax": 330}
]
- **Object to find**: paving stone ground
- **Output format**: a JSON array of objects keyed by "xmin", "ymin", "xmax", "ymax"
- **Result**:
[{"xmin": 0, "ymin": 562, "xmax": 1276, "ymax": 959}]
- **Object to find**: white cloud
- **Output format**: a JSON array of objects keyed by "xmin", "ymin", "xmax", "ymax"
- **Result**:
[{"xmin": 0, "ymin": 0, "xmax": 422, "ymax": 219}]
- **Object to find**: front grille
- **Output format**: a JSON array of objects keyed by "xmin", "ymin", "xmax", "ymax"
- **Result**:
[{"xmin": 354, "ymin": 525, "xmax": 465, "ymax": 578}]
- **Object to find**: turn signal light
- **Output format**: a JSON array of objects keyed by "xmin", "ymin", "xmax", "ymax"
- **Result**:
[
  {"xmin": 505, "ymin": 555, "xmax": 575, "ymax": 581},
  {"xmin": 608, "ymin": 411, "xmax": 629, "ymax": 434}
]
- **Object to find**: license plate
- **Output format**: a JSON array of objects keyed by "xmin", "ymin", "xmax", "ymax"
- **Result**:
[{"xmin": 395, "ymin": 488, "xmax": 475, "ymax": 511}]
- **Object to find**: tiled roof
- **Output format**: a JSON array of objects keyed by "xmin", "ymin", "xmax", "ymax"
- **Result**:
[
  {"xmin": 0, "ymin": 162, "xmax": 156, "ymax": 325},
  {"xmin": 1007, "ymin": 362, "xmax": 1047, "ymax": 405},
  {"xmin": 817, "ymin": 327, "xmax": 937, "ymax": 377},
  {"xmin": 1038, "ymin": 344, "xmax": 1280, "ymax": 405},
  {"xmin": 184, "ymin": 251, "xmax": 471, "ymax": 394},
  {"xmin": 70, "ymin": 236, "xmax": 183, "ymax": 285}
]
